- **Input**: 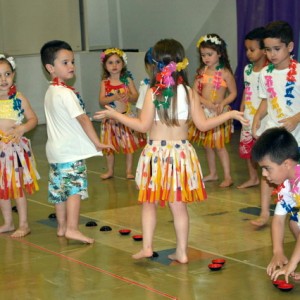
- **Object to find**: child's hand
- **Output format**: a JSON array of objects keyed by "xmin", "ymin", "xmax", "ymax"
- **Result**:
[
  {"xmin": 96, "ymin": 143, "xmax": 115, "ymax": 152},
  {"xmin": 278, "ymin": 116, "xmax": 298, "ymax": 132},
  {"xmin": 251, "ymin": 119, "xmax": 261, "ymax": 140},
  {"xmin": 7, "ymin": 125, "xmax": 25, "ymax": 143},
  {"xmin": 270, "ymin": 262, "xmax": 297, "ymax": 283},
  {"xmin": 266, "ymin": 253, "xmax": 288, "ymax": 276},
  {"xmin": 231, "ymin": 111, "xmax": 249, "ymax": 126},
  {"xmin": 93, "ymin": 106, "xmax": 117, "ymax": 120},
  {"xmin": 117, "ymin": 93, "xmax": 129, "ymax": 103}
]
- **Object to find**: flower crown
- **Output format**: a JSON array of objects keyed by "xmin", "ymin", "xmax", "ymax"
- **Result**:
[
  {"xmin": 100, "ymin": 48, "xmax": 127, "ymax": 65},
  {"xmin": 196, "ymin": 35, "xmax": 221, "ymax": 48},
  {"xmin": 0, "ymin": 54, "xmax": 16, "ymax": 70}
]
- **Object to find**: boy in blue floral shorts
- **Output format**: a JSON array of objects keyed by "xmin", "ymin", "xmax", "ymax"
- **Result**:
[{"xmin": 41, "ymin": 40, "xmax": 113, "ymax": 243}]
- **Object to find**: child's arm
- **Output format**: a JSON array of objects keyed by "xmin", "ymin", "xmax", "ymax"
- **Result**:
[
  {"xmin": 266, "ymin": 214, "xmax": 288, "ymax": 276},
  {"xmin": 270, "ymin": 233, "xmax": 300, "ymax": 283},
  {"xmin": 98, "ymin": 81, "xmax": 119, "ymax": 106},
  {"xmin": 278, "ymin": 113, "xmax": 300, "ymax": 133},
  {"xmin": 7, "ymin": 92, "xmax": 38, "ymax": 142},
  {"xmin": 190, "ymin": 89, "xmax": 249, "ymax": 131},
  {"xmin": 217, "ymin": 70, "xmax": 237, "ymax": 114},
  {"xmin": 126, "ymin": 78, "xmax": 138, "ymax": 104},
  {"xmin": 239, "ymin": 91, "xmax": 246, "ymax": 112},
  {"xmin": 252, "ymin": 99, "xmax": 267, "ymax": 139},
  {"xmin": 76, "ymin": 113, "xmax": 114, "ymax": 152},
  {"xmin": 192, "ymin": 78, "xmax": 216, "ymax": 110},
  {"xmin": 93, "ymin": 88, "xmax": 155, "ymax": 133}
]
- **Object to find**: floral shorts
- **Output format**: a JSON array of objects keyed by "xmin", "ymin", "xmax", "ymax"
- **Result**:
[{"xmin": 48, "ymin": 160, "xmax": 88, "ymax": 204}]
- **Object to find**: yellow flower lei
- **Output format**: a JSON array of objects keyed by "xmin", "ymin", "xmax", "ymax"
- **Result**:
[
  {"xmin": 101, "ymin": 48, "xmax": 127, "ymax": 64},
  {"xmin": 176, "ymin": 58, "xmax": 189, "ymax": 71}
]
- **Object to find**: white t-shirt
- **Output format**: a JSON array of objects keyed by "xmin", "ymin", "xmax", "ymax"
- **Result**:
[
  {"xmin": 44, "ymin": 85, "xmax": 102, "ymax": 163},
  {"xmin": 258, "ymin": 63, "xmax": 300, "ymax": 145},
  {"xmin": 136, "ymin": 79, "xmax": 149, "ymax": 110}
]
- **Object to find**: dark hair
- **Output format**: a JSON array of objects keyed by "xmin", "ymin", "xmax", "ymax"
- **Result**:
[
  {"xmin": 263, "ymin": 21, "xmax": 293, "ymax": 45},
  {"xmin": 252, "ymin": 127, "xmax": 299, "ymax": 164},
  {"xmin": 150, "ymin": 39, "xmax": 190, "ymax": 126},
  {"xmin": 197, "ymin": 33, "xmax": 233, "ymax": 73},
  {"xmin": 40, "ymin": 40, "xmax": 72, "ymax": 72},
  {"xmin": 245, "ymin": 27, "xmax": 265, "ymax": 49}
]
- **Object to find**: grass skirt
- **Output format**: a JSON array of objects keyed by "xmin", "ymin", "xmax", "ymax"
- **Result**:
[
  {"xmin": 135, "ymin": 140, "xmax": 207, "ymax": 206},
  {"xmin": 188, "ymin": 105, "xmax": 233, "ymax": 148},
  {"xmin": 100, "ymin": 118, "xmax": 146, "ymax": 155},
  {"xmin": 0, "ymin": 136, "xmax": 40, "ymax": 200}
]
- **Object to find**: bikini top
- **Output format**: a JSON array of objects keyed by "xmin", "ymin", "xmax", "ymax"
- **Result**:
[
  {"xmin": 0, "ymin": 92, "xmax": 24, "ymax": 124},
  {"xmin": 104, "ymin": 79, "xmax": 129, "ymax": 109},
  {"xmin": 200, "ymin": 73, "xmax": 227, "ymax": 88},
  {"xmin": 154, "ymin": 85, "xmax": 189, "ymax": 121}
]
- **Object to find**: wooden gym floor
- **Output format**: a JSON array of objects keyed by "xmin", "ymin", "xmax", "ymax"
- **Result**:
[{"xmin": 0, "ymin": 124, "xmax": 299, "ymax": 300}]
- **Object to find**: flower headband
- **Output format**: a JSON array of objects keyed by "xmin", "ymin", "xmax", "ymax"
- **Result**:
[
  {"xmin": 196, "ymin": 35, "xmax": 221, "ymax": 48},
  {"xmin": 0, "ymin": 54, "xmax": 16, "ymax": 70},
  {"xmin": 100, "ymin": 48, "xmax": 127, "ymax": 65}
]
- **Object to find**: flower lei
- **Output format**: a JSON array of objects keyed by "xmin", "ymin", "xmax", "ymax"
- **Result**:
[
  {"xmin": 196, "ymin": 35, "xmax": 221, "ymax": 48},
  {"xmin": 120, "ymin": 70, "xmax": 133, "ymax": 86},
  {"xmin": 152, "ymin": 59, "xmax": 189, "ymax": 109},
  {"xmin": 244, "ymin": 81, "xmax": 257, "ymax": 116},
  {"xmin": 245, "ymin": 63, "xmax": 253, "ymax": 76},
  {"xmin": 290, "ymin": 165, "xmax": 300, "ymax": 207},
  {"xmin": 266, "ymin": 59, "xmax": 298, "ymax": 109},
  {"xmin": 7, "ymin": 84, "xmax": 24, "ymax": 119},
  {"xmin": 51, "ymin": 77, "xmax": 85, "ymax": 111},
  {"xmin": 100, "ymin": 48, "xmax": 127, "ymax": 65}
]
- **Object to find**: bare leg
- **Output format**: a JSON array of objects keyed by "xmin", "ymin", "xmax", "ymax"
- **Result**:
[
  {"xmin": 167, "ymin": 201, "xmax": 189, "ymax": 263},
  {"xmin": 64, "ymin": 194, "xmax": 94, "ymax": 244},
  {"xmin": 216, "ymin": 147, "xmax": 233, "ymax": 188},
  {"xmin": 237, "ymin": 159, "xmax": 259, "ymax": 189},
  {"xmin": 125, "ymin": 153, "xmax": 134, "ymax": 179},
  {"xmin": 250, "ymin": 177, "xmax": 273, "ymax": 227},
  {"xmin": 0, "ymin": 199, "xmax": 15, "ymax": 233},
  {"xmin": 101, "ymin": 154, "xmax": 114, "ymax": 179},
  {"xmin": 203, "ymin": 147, "xmax": 218, "ymax": 182},
  {"xmin": 132, "ymin": 202, "xmax": 156, "ymax": 259},
  {"xmin": 11, "ymin": 195, "xmax": 31, "ymax": 238},
  {"xmin": 55, "ymin": 202, "xmax": 67, "ymax": 237}
]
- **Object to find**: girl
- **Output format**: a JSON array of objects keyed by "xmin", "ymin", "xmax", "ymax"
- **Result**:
[
  {"xmin": 189, "ymin": 34, "xmax": 237, "ymax": 188},
  {"xmin": 94, "ymin": 39, "xmax": 248, "ymax": 263},
  {"xmin": 0, "ymin": 54, "xmax": 39, "ymax": 237},
  {"xmin": 99, "ymin": 48, "xmax": 146, "ymax": 180}
]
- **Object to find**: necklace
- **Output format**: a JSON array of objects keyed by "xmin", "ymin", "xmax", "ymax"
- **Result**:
[{"xmin": 51, "ymin": 77, "xmax": 85, "ymax": 110}]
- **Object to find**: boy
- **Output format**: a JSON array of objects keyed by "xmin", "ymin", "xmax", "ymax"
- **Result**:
[
  {"xmin": 40, "ymin": 40, "xmax": 112, "ymax": 243},
  {"xmin": 238, "ymin": 27, "xmax": 267, "ymax": 189},
  {"xmin": 252, "ymin": 127, "xmax": 300, "ymax": 283},
  {"xmin": 251, "ymin": 21, "xmax": 300, "ymax": 227}
]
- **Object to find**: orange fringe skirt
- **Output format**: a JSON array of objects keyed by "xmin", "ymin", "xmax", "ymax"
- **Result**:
[
  {"xmin": 0, "ymin": 135, "xmax": 40, "ymax": 200},
  {"xmin": 135, "ymin": 140, "xmax": 207, "ymax": 206},
  {"xmin": 100, "ymin": 118, "xmax": 146, "ymax": 155},
  {"xmin": 188, "ymin": 105, "xmax": 233, "ymax": 148}
]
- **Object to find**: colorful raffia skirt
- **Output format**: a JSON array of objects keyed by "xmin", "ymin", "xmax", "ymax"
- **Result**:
[
  {"xmin": 135, "ymin": 140, "xmax": 207, "ymax": 206},
  {"xmin": 239, "ymin": 129, "xmax": 255, "ymax": 159},
  {"xmin": 0, "ymin": 135, "xmax": 40, "ymax": 200},
  {"xmin": 188, "ymin": 105, "xmax": 233, "ymax": 148},
  {"xmin": 100, "ymin": 117, "xmax": 146, "ymax": 155}
]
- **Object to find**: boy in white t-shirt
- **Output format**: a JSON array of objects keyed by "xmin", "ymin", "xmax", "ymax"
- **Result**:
[{"xmin": 40, "ymin": 40, "xmax": 113, "ymax": 244}]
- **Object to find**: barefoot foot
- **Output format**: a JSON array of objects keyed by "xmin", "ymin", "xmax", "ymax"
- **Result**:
[
  {"xmin": 65, "ymin": 230, "xmax": 94, "ymax": 244},
  {"xmin": 203, "ymin": 175, "xmax": 218, "ymax": 182},
  {"xmin": 11, "ymin": 227, "xmax": 31, "ymax": 238},
  {"xmin": 237, "ymin": 179, "xmax": 259, "ymax": 189},
  {"xmin": 100, "ymin": 173, "xmax": 113, "ymax": 180},
  {"xmin": 219, "ymin": 179, "xmax": 233, "ymax": 188},
  {"xmin": 0, "ymin": 224, "xmax": 15, "ymax": 234},
  {"xmin": 168, "ymin": 252, "xmax": 188, "ymax": 264},
  {"xmin": 250, "ymin": 214, "xmax": 269, "ymax": 227},
  {"xmin": 126, "ymin": 173, "xmax": 135, "ymax": 180},
  {"xmin": 132, "ymin": 249, "xmax": 153, "ymax": 259}
]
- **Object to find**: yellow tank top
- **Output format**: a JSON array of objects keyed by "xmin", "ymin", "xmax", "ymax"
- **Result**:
[{"xmin": 0, "ymin": 92, "xmax": 24, "ymax": 124}]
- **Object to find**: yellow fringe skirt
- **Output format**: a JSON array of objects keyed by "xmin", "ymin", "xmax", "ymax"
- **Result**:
[
  {"xmin": 0, "ymin": 135, "xmax": 40, "ymax": 200},
  {"xmin": 188, "ymin": 105, "xmax": 233, "ymax": 148},
  {"xmin": 135, "ymin": 140, "xmax": 207, "ymax": 206}
]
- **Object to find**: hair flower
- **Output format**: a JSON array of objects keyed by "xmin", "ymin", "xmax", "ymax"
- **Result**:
[
  {"xmin": 196, "ymin": 35, "xmax": 221, "ymax": 48},
  {"xmin": 176, "ymin": 58, "xmax": 189, "ymax": 71},
  {"xmin": 100, "ymin": 48, "xmax": 127, "ymax": 65},
  {"xmin": 0, "ymin": 54, "xmax": 16, "ymax": 70}
]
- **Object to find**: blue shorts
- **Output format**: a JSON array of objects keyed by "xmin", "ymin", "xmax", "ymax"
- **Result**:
[{"xmin": 48, "ymin": 160, "xmax": 88, "ymax": 204}]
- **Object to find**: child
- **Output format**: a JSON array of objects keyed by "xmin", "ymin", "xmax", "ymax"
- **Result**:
[
  {"xmin": 40, "ymin": 40, "xmax": 113, "ymax": 244},
  {"xmin": 252, "ymin": 20, "xmax": 300, "ymax": 227},
  {"xmin": 189, "ymin": 34, "xmax": 237, "ymax": 188},
  {"xmin": 0, "ymin": 54, "xmax": 39, "ymax": 238},
  {"xmin": 94, "ymin": 39, "xmax": 248, "ymax": 263},
  {"xmin": 251, "ymin": 127, "xmax": 300, "ymax": 283},
  {"xmin": 238, "ymin": 27, "xmax": 268, "ymax": 189},
  {"xmin": 99, "ymin": 48, "xmax": 146, "ymax": 180},
  {"xmin": 135, "ymin": 48, "xmax": 152, "ymax": 116}
]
